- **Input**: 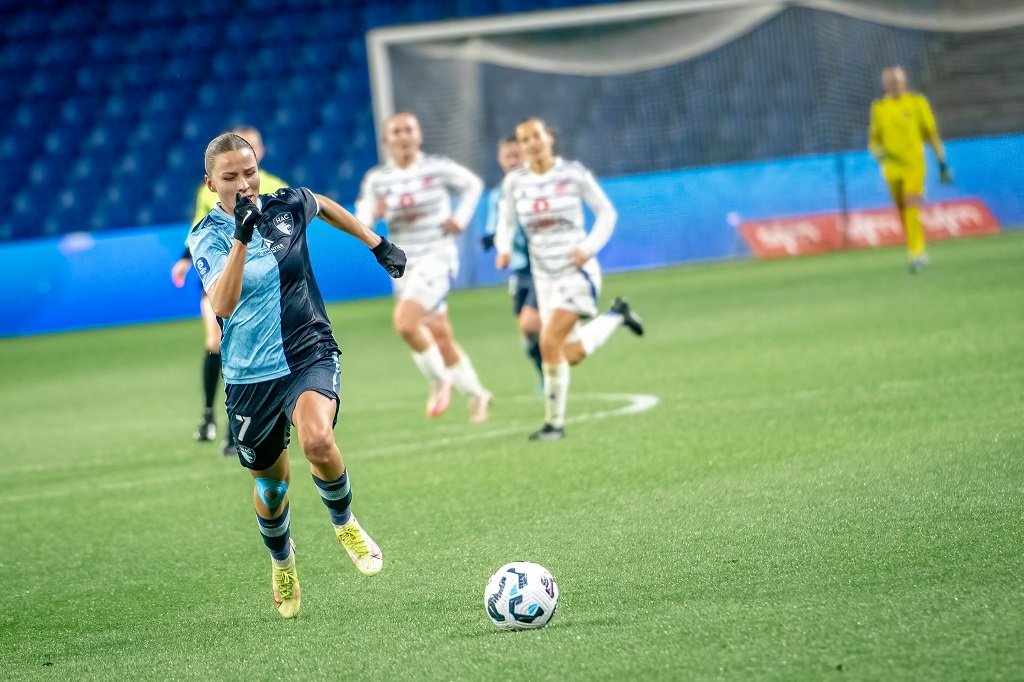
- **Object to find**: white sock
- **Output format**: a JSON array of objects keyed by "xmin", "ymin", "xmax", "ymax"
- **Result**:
[
  {"xmin": 578, "ymin": 313, "xmax": 623, "ymax": 357},
  {"xmin": 412, "ymin": 345, "xmax": 448, "ymax": 384},
  {"xmin": 542, "ymin": 361, "xmax": 570, "ymax": 428},
  {"xmin": 449, "ymin": 354, "xmax": 486, "ymax": 397}
]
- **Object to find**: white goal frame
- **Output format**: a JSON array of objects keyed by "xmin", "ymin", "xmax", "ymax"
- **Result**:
[{"xmin": 364, "ymin": 0, "xmax": 758, "ymax": 161}]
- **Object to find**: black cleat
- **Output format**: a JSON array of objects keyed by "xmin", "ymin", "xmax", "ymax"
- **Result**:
[
  {"xmin": 529, "ymin": 423, "xmax": 565, "ymax": 441},
  {"xmin": 194, "ymin": 413, "xmax": 216, "ymax": 442},
  {"xmin": 221, "ymin": 439, "xmax": 237, "ymax": 458},
  {"xmin": 610, "ymin": 297, "xmax": 644, "ymax": 336}
]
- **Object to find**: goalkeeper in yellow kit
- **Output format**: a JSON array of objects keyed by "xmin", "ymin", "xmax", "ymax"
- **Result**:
[{"xmin": 868, "ymin": 66, "xmax": 953, "ymax": 273}]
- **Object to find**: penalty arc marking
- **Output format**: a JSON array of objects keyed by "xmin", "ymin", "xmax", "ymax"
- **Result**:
[{"xmin": 357, "ymin": 392, "xmax": 660, "ymax": 459}]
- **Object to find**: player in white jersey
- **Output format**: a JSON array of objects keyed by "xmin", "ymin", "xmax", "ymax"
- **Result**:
[
  {"xmin": 496, "ymin": 118, "xmax": 644, "ymax": 441},
  {"xmin": 356, "ymin": 112, "xmax": 491, "ymax": 421}
]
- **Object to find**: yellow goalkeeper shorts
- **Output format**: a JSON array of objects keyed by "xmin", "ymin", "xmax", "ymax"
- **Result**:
[{"xmin": 882, "ymin": 162, "xmax": 925, "ymax": 198}]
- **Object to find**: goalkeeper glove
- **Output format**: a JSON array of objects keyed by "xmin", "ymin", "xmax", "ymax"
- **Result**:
[
  {"xmin": 938, "ymin": 161, "xmax": 953, "ymax": 185},
  {"xmin": 233, "ymin": 193, "xmax": 263, "ymax": 243},
  {"xmin": 372, "ymin": 237, "xmax": 407, "ymax": 278}
]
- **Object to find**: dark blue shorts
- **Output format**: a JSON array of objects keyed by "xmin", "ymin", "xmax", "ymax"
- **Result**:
[
  {"xmin": 224, "ymin": 353, "xmax": 341, "ymax": 471},
  {"xmin": 509, "ymin": 270, "xmax": 538, "ymax": 316}
]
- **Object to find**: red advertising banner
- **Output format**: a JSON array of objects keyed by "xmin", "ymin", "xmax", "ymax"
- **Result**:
[{"xmin": 739, "ymin": 199, "xmax": 1000, "ymax": 259}]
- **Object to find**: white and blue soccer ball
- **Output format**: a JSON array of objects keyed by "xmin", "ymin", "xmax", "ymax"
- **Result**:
[{"xmin": 484, "ymin": 561, "xmax": 559, "ymax": 630}]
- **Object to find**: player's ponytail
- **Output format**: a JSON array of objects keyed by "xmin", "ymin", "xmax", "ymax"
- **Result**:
[{"xmin": 204, "ymin": 132, "xmax": 256, "ymax": 175}]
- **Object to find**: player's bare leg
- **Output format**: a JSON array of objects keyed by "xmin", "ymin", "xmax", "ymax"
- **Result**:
[
  {"xmin": 426, "ymin": 313, "xmax": 490, "ymax": 422},
  {"xmin": 394, "ymin": 299, "xmax": 451, "ymax": 416},
  {"xmin": 293, "ymin": 390, "xmax": 382, "ymax": 576},
  {"xmin": 249, "ymin": 450, "xmax": 301, "ymax": 618}
]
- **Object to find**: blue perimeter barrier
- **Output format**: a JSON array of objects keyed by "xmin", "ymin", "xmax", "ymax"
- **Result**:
[{"xmin": 2, "ymin": 134, "xmax": 1021, "ymax": 337}]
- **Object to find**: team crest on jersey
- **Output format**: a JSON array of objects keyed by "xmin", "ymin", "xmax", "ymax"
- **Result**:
[
  {"xmin": 194, "ymin": 257, "xmax": 210, "ymax": 279},
  {"xmin": 272, "ymin": 213, "xmax": 293, "ymax": 236},
  {"xmin": 237, "ymin": 445, "xmax": 256, "ymax": 464}
]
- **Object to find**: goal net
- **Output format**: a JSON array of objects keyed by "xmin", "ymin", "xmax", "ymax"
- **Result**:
[{"xmin": 367, "ymin": 0, "xmax": 1024, "ymax": 275}]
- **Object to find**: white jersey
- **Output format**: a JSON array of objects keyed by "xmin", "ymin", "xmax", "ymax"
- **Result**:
[
  {"xmin": 496, "ymin": 157, "xmax": 616, "ymax": 278},
  {"xmin": 355, "ymin": 153, "xmax": 483, "ymax": 263}
]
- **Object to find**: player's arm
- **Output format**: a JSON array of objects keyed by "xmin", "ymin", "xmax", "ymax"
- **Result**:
[
  {"xmin": 480, "ymin": 188, "xmax": 500, "ymax": 251},
  {"xmin": 867, "ymin": 102, "xmax": 885, "ymax": 163},
  {"xmin": 314, "ymin": 192, "xmax": 406, "ymax": 278},
  {"xmin": 494, "ymin": 179, "xmax": 515, "ymax": 270},
  {"xmin": 442, "ymin": 161, "xmax": 484, "ymax": 234},
  {"xmin": 353, "ymin": 173, "xmax": 386, "ymax": 227},
  {"xmin": 918, "ymin": 96, "xmax": 952, "ymax": 182},
  {"xmin": 314, "ymin": 192, "xmax": 382, "ymax": 249},
  {"xmin": 575, "ymin": 170, "xmax": 617, "ymax": 265},
  {"xmin": 205, "ymin": 193, "xmax": 261, "ymax": 318},
  {"xmin": 171, "ymin": 244, "xmax": 192, "ymax": 288}
]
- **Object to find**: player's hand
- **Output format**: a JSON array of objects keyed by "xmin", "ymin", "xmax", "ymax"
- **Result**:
[
  {"xmin": 372, "ymin": 237, "xmax": 407, "ymax": 278},
  {"xmin": 442, "ymin": 217, "xmax": 463, "ymax": 235},
  {"xmin": 571, "ymin": 249, "xmax": 590, "ymax": 268},
  {"xmin": 233, "ymin": 193, "xmax": 262, "ymax": 244},
  {"xmin": 495, "ymin": 253, "xmax": 510, "ymax": 270},
  {"xmin": 481, "ymin": 235, "xmax": 495, "ymax": 251},
  {"xmin": 939, "ymin": 161, "xmax": 954, "ymax": 185},
  {"xmin": 171, "ymin": 258, "xmax": 191, "ymax": 288}
]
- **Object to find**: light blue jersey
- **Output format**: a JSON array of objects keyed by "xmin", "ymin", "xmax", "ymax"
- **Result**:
[
  {"xmin": 188, "ymin": 188, "xmax": 336, "ymax": 385},
  {"xmin": 483, "ymin": 186, "xmax": 530, "ymax": 273}
]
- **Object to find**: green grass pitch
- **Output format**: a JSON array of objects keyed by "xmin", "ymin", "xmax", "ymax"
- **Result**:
[{"xmin": 2, "ymin": 233, "xmax": 1022, "ymax": 680}]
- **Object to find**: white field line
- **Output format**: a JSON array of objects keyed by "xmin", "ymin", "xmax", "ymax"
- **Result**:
[{"xmin": 5, "ymin": 393, "xmax": 659, "ymax": 504}]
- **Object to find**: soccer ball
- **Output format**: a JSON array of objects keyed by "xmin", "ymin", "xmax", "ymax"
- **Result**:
[{"xmin": 484, "ymin": 561, "xmax": 559, "ymax": 630}]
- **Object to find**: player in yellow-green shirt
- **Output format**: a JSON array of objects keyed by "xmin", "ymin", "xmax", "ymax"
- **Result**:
[
  {"xmin": 170, "ymin": 126, "xmax": 286, "ymax": 454},
  {"xmin": 868, "ymin": 66, "xmax": 953, "ymax": 273}
]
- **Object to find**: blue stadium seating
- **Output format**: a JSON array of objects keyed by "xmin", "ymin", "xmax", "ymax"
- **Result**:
[
  {"xmin": 3, "ymin": 0, "xmax": 938, "ymax": 243},
  {"xmin": 1, "ymin": 0, "xmax": 627, "ymax": 242}
]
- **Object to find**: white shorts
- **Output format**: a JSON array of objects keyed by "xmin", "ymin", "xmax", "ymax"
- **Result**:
[
  {"xmin": 393, "ymin": 252, "xmax": 453, "ymax": 315},
  {"xmin": 535, "ymin": 261, "xmax": 602, "ymax": 325}
]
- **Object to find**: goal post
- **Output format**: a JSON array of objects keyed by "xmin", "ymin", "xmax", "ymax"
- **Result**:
[{"xmin": 365, "ymin": 0, "xmax": 1024, "ymax": 279}]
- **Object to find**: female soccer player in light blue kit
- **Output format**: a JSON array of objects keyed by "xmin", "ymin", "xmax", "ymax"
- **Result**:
[{"xmin": 189, "ymin": 132, "xmax": 406, "ymax": 618}]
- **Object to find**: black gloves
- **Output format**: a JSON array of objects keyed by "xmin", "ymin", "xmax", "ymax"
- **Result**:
[
  {"xmin": 372, "ymin": 237, "xmax": 407, "ymax": 278},
  {"xmin": 233, "ymin": 192, "xmax": 263, "ymax": 243},
  {"xmin": 938, "ymin": 161, "xmax": 953, "ymax": 185}
]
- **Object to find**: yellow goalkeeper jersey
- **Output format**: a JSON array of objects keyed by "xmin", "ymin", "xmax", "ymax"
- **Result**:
[
  {"xmin": 868, "ymin": 92, "xmax": 938, "ymax": 171},
  {"xmin": 191, "ymin": 169, "xmax": 287, "ymax": 226}
]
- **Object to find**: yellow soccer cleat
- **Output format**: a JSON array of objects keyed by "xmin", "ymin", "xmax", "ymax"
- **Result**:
[
  {"xmin": 335, "ymin": 516, "xmax": 383, "ymax": 576},
  {"xmin": 271, "ymin": 539, "xmax": 301, "ymax": 618}
]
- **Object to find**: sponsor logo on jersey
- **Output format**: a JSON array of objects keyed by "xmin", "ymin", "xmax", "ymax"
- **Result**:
[{"xmin": 195, "ymin": 257, "xmax": 210, "ymax": 278}]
